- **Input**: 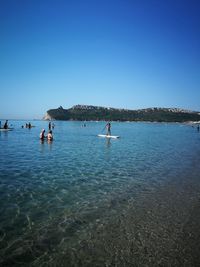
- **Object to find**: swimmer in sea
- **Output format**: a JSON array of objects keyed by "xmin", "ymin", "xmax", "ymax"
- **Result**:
[
  {"xmin": 47, "ymin": 130, "xmax": 53, "ymax": 141},
  {"xmin": 40, "ymin": 129, "xmax": 46, "ymax": 140}
]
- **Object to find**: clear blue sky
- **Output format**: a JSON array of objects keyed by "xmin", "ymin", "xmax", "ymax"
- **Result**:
[{"xmin": 0, "ymin": 0, "xmax": 200, "ymax": 119}]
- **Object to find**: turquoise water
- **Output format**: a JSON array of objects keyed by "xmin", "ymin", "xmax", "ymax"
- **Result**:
[{"xmin": 0, "ymin": 121, "xmax": 200, "ymax": 266}]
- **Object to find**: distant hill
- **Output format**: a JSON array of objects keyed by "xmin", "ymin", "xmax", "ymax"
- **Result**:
[{"xmin": 43, "ymin": 105, "xmax": 200, "ymax": 122}]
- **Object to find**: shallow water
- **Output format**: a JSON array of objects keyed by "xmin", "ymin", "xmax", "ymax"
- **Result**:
[{"xmin": 0, "ymin": 121, "xmax": 200, "ymax": 266}]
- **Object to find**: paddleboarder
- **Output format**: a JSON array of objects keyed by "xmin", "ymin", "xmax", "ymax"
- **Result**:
[{"xmin": 106, "ymin": 122, "xmax": 111, "ymax": 136}]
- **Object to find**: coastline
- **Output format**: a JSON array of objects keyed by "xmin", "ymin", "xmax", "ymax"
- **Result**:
[{"xmin": 44, "ymin": 105, "xmax": 200, "ymax": 123}]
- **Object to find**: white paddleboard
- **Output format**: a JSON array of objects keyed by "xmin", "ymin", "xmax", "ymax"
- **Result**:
[
  {"xmin": 0, "ymin": 128, "xmax": 14, "ymax": 131},
  {"xmin": 98, "ymin": 134, "xmax": 120, "ymax": 139}
]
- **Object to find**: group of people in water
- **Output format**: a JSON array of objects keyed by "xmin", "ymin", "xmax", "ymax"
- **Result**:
[
  {"xmin": 40, "ymin": 122, "xmax": 54, "ymax": 141},
  {"xmin": 39, "ymin": 122, "xmax": 111, "ymax": 141},
  {"xmin": 40, "ymin": 129, "xmax": 53, "ymax": 141},
  {"xmin": 21, "ymin": 122, "xmax": 33, "ymax": 129},
  {"xmin": 0, "ymin": 119, "xmax": 54, "ymax": 141},
  {"xmin": 0, "ymin": 120, "xmax": 111, "ymax": 136},
  {"xmin": 26, "ymin": 122, "xmax": 32, "ymax": 128},
  {"xmin": 2, "ymin": 119, "xmax": 200, "ymax": 137}
]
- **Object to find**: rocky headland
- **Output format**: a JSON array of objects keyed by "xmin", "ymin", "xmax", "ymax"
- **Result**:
[{"xmin": 43, "ymin": 105, "xmax": 200, "ymax": 122}]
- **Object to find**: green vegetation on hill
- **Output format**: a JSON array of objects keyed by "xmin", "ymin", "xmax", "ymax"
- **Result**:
[{"xmin": 44, "ymin": 105, "xmax": 200, "ymax": 122}]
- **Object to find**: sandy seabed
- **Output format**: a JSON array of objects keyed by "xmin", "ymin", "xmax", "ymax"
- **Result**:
[
  {"xmin": 1, "ymin": 163, "xmax": 200, "ymax": 267},
  {"xmin": 50, "ymin": 157, "xmax": 200, "ymax": 267}
]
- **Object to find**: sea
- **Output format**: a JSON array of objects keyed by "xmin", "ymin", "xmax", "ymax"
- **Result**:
[{"xmin": 0, "ymin": 120, "xmax": 200, "ymax": 266}]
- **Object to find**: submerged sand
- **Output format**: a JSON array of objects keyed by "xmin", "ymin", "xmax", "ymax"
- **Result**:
[
  {"xmin": 1, "ymin": 162, "xmax": 200, "ymax": 266},
  {"xmin": 37, "ymin": 162, "xmax": 200, "ymax": 266},
  {"xmin": 60, "ymin": 172, "xmax": 200, "ymax": 267}
]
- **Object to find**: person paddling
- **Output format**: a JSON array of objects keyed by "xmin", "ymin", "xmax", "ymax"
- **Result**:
[{"xmin": 106, "ymin": 122, "xmax": 111, "ymax": 136}]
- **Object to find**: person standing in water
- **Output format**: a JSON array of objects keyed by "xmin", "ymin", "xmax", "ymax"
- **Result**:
[
  {"xmin": 47, "ymin": 130, "xmax": 53, "ymax": 141},
  {"xmin": 40, "ymin": 129, "xmax": 46, "ymax": 140},
  {"xmin": 106, "ymin": 122, "xmax": 111, "ymax": 136},
  {"xmin": 3, "ymin": 120, "xmax": 8, "ymax": 129},
  {"xmin": 48, "ymin": 121, "xmax": 51, "ymax": 130}
]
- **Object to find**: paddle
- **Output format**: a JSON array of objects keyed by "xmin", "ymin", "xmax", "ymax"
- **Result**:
[{"xmin": 101, "ymin": 122, "xmax": 110, "ymax": 133}]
